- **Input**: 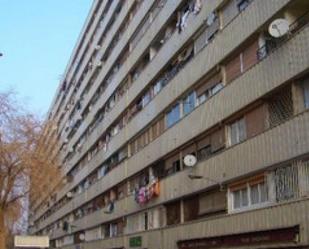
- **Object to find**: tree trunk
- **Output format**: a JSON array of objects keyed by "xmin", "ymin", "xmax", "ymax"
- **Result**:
[{"xmin": 0, "ymin": 208, "xmax": 6, "ymax": 249}]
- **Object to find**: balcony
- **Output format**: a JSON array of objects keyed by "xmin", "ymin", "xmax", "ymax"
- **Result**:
[
  {"xmin": 33, "ymin": 4, "xmax": 309, "ymax": 226},
  {"xmin": 42, "ymin": 109, "xmax": 309, "ymax": 237}
]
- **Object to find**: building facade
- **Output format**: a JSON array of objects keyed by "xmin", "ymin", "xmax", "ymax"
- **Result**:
[{"xmin": 28, "ymin": 0, "xmax": 309, "ymax": 249}]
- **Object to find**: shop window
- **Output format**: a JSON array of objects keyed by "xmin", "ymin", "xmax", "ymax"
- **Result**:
[
  {"xmin": 229, "ymin": 118, "xmax": 246, "ymax": 146},
  {"xmin": 166, "ymin": 103, "xmax": 181, "ymax": 128}
]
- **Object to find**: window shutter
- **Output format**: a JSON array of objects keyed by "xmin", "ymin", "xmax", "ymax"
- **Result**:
[
  {"xmin": 199, "ymin": 191, "xmax": 226, "ymax": 215},
  {"xmin": 211, "ymin": 128, "xmax": 225, "ymax": 152},
  {"xmin": 197, "ymin": 135, "xmax": 210, "ymax": 150},
  {"xmin": 245, "ymin": 104, "xmax": 267, "ymax": 138},
  {"xmin": 165, "ymin": 153, "xmax": 180, "ymax": 170},
  {"xmin": 194, "ymin": 28, "xmax": 207, "ymax": 54},
  {"xmin": 196, "ymin": 72, "xmax": 222, "ymax": 96},
  {"xmin": 184, "ymin": 196, "xmax": 199, "ymax": 221},
  {"xmin": 182, "ymin": 143, "xmax": 196, "ymax": 157},
  {"xmin": 225, "ymin": 55, "xmax": 241, "ymax": 83},
  {"xmin": 221, "ymin": 0, "xmax": 239, "ymax": 27},
  {"xmin": 242, "ymin": 40, "xmax": 259, "ymax": 71}
]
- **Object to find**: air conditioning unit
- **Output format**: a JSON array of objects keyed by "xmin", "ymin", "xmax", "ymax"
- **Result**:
[
  {"xmin": 66, "ymin": 192, "xmax": 73, "ymax": 198},
  {"xmin": 95, "ymin": 45, "xmax": 101, "ymax": 50}
]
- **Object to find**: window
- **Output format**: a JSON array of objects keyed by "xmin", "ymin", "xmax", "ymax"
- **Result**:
[
  {"xmin": 273, "ymin": 165, "xmax": 299, "ymax": 202},
  {"xmin": 109, "ymin": 223, "xmax": 118, "ymax": 237},
  {"xmin": 229, "ymin": 174, "xmax": 268, "ymax": 211},
  {"xmin": 197, "ymin": 144, "xmax": 211, "ymax": 160},
  {"xmin": 196, "ymin": 73, "xmax": 222, "ymax": 105},
  {"xmin": 166, "ymin": 103, "xmax": 181, "ymax": 128},
  {"xmin": 302, "ymin": 78, "xmax": 309, "ymax": 109},
  {"xmin": 237, "ymin": 0, "xmax": 251, "ymax": 12},
  {"xmin": 250, "ymin": 182, "xmax": 268, "ymax": 205},
  {"xmin": 165, "ymin": 159, "xmax": 180, "ymax": 176},
  {"xmin": 232, "ymin": 187, "xmax": 248, "ymax": 209},
  {"xmin": 183, "ymin": 92, "xmax": 196, "ymax": 115},
  {"xmin": 153, "ymin": 80, "xmax": 162, "ymax": 95},
  {"xmin": 142, "ymin": 91, "xmax": 151, "ymax": 107},
  {"xmin": 268, "ymin": 86, "xmax": 293, "ymax": 127},
  {"xmin": 229, "ymin": 118, "xmax": 246, "ymax": 145},
  {"xmin": 211, "ymin": 83, "xmax": 224, "ymax": 95},
  {"xmin": 165, "ymin": 201, "xmax": 180, "ymax": 226}
]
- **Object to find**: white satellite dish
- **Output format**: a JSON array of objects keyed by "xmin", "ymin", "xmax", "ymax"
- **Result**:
[
  {"xmin": 206, "ymin": 12, "xmax": 216, "ymax": 26},
  {"xmin": 79, "ymin": 233, "xmax": 85, "ymax": 241},
  {"xmin": 183, "ymin": 154, "xmax": 197, "ymax": 167},
  {"xmin": 268, "ymin": 18, "xmax": 290, "ymax": 38}
]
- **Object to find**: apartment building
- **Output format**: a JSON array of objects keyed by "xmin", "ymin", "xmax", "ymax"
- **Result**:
[{"xmin": 28, "ymin": 0, "xmax": 309, "ymax": 248}]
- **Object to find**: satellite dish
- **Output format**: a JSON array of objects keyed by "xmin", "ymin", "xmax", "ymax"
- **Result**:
[
  {"xmin": 183, "ymin": 154, "xmax": 197, "ymax": 167},
  {"xmin": 268, "ymin": 18, "xmax": 290, "ymax": 38},
  {"xmin": 66, "ymin": 192, "xmax": 73, "ymax": 198},
  {"xmin": 206, "ymin": 12, "xmax": 216, "ymax": 26},
  {"xmin": 79, "ymin": 233, "xmax": 85, "ymax": 241}
]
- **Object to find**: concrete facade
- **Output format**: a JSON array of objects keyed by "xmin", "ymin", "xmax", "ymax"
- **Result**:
[{"xmin": 29, "ymin": 0, "xmax": 309, "ymax": 249}]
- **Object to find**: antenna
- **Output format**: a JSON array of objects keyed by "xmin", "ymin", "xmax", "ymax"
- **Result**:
[
  {"xmin": 183, "ymin": 154, "xmax": 197, "ymax": 167},
  {"xmin": 268, "ymin": 18, "xmax": 290, "ymax": 38}
]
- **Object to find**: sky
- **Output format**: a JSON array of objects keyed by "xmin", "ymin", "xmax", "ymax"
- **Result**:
[{"xmin": 0, "ymin": 0, "xmax": 93, "ymax": 116}]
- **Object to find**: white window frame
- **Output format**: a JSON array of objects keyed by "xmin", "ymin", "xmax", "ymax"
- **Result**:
[
  {"xmin": 228, "ymin": 117, "xmax": 247, "ymax": 146},
  {"xmin": 228, "ymin": 181, "xmax": 270, "ymax": 213}
]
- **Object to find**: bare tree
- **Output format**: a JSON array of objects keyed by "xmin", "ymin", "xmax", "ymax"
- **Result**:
[{"xmin": 0, "ymin": 91, "xmax": 62, "ymax": 249}]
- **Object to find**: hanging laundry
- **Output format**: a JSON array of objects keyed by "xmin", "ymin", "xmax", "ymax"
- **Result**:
[{"xmin": 193, "ymin": 0, "xmax": 202, "ymax": 15}]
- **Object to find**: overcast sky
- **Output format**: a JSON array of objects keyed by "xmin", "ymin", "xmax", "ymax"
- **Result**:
[{"xmin": 0, "ymin": 0, "xmax": 93, "ymax": 116}]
